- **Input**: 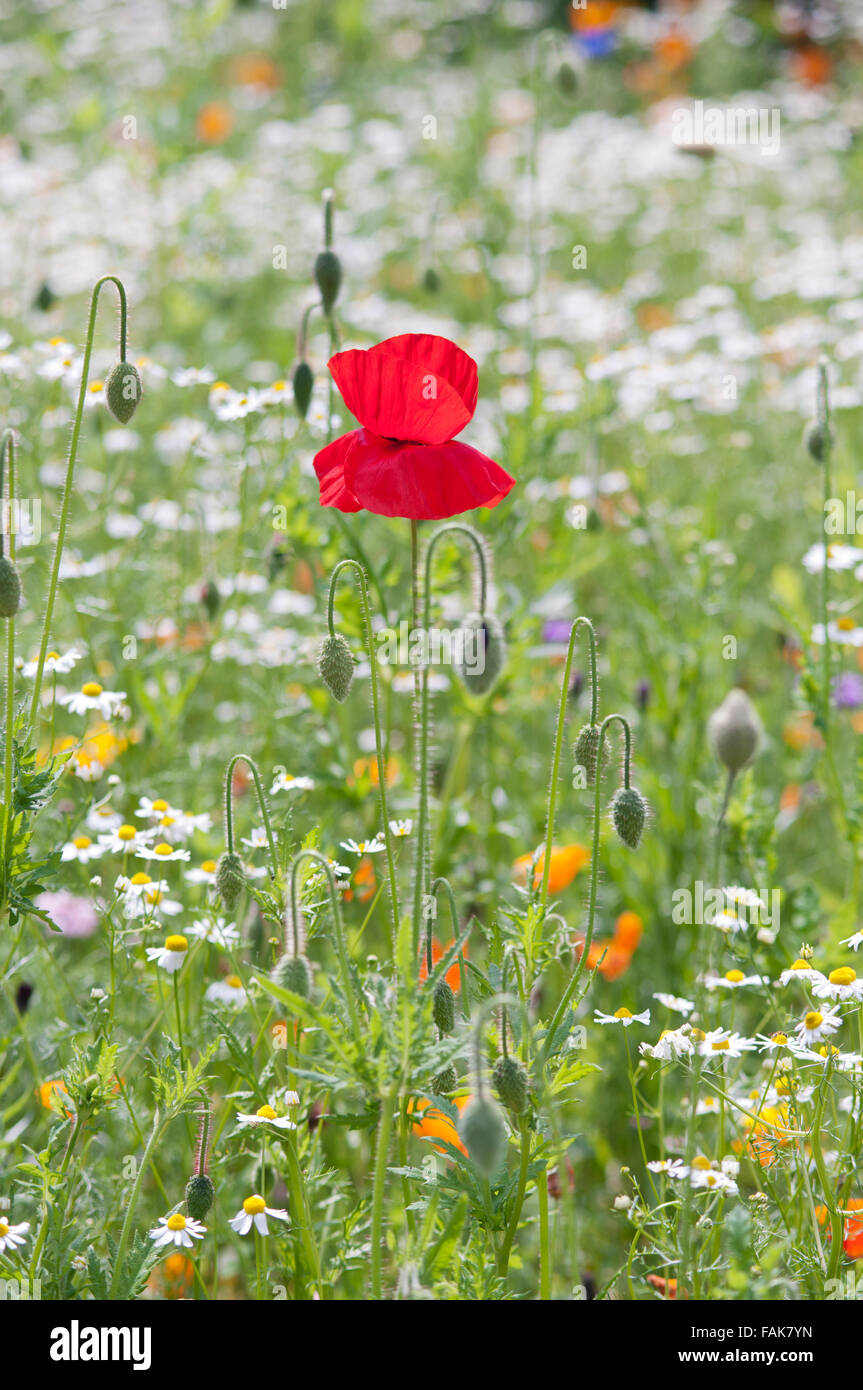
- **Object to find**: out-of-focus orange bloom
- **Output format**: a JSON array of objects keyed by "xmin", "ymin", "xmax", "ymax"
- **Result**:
[
  {"xmin": 578, "ymin": 938, "xmax": 633, "ymax": 981},
  {"xmin": 783, "ymin": 711, "xmax": 823, "ymax": 751},
  {"xmin": 647, "ymin": 1274, "xmax": 679, "ymax": 1299},
  {"xmin": 39, "ymin": 1078, "xmax": 72, "ymax": 1115},
  {"xmin": 743, "ymin": 1104, "xmax": 793, "ymax": 1167},
  {"xmin": 231, "ymin": 759, "xmax": 251, "ymax": 798},
  {"xmin": 343, "ymin": 856, "xmax": 376, "ymax": 904},
  {"xmin": 148, "ymin": 1252, "xmax": 195, "ymax": 1298},
  {"xmin": 570, "ymin": 1, "xmax": 620, "ymax": 32},
  {"xmin": 196, "ymin": 102, "xmax": 234, "ymax": 144},
  {"xmin": 513, "ymin": 843, "xmax": 589, "ymax": 893},
  {"xmin": 655, "ymin": 28, "xmax": 693, "ymax": 71},
  {"xmin": 181, "ymin": 622, "xmax": 209, "ymax": 653},
  {"xmin": 410, "ymin": 1096, "xmax": 468, "ymax": 1155},
  {"xmin": 349, "ymin": 756, "xmax": 399, "ymax": 789},
  {"xmin": 419, "ymin": 937, "xmax": 468, "ymax": 993},
  {"xmin": 789, "ymin": 46, "xmax": 833, "ymax": 87},
  {"xmin": 229, "ymin": 53, "xmax": 280, "ymax": 91},
  {"xmin": 816, "ymin": 1198, "xmax": 863, "ymax": 1258},
  {"xmin": 51, "ymin": 722, "xmax": 132, "ymax": 777},
  {"xmin": 613, "ymin": 910, "xmax": 643, "ymax": 951},
  {"xmin": 636, "ymin": 302, "xmax": 675, "ymax": 333}
]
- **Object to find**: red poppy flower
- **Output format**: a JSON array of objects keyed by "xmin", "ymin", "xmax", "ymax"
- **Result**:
[{"xmin": 313, "ymin": 334, "xmax": 515, "ymax": 520}]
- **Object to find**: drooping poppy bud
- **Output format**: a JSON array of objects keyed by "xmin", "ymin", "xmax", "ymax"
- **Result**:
[
  {"xmin": 0, "ymin": 556, "xmax": 21, "ymax": 618},
  {"xmin": 271, "ymin": 953, "xmax": 312, "ymax": 999},
  {"xmin": 432, "ymin": 1064, "xmax": 457, "ymax": 1096},
  {"xmin": 185, "ymin": 1173, "xmax": 215, "ymax": 1221},
  {"xmin": 105, "ymin": 361, "xmax": 143, "ymax": 423},
  {"xmin": 293, "ymin": 360, "xmax": 314, "ymax": 419},
  {"xmin": 432, "ymin": 979, "xmax": 455, "ymax": 1034},
  {"xmin": 803, "ymin": 420, "xmax": 830, "ymax": 463},
  {"xmin": 611, "ymin": 786, "xmax": 648, "ymax": 850},
  {"xmin": 456, "ymin": 612, "xmax": 506, "ymax": 695},
  {"xmin": 572, "ymin": 723, "xmax": 608, "ymax": 786},
  {"xmin": 459, "ymin": 1096, "xmax": 507, "ymax": 1175},
  {"xmin": 493, "ymin": 1055, "xmax": 529, "ymax": 1114},
  {"xmin": 216, "ymin": 851, "xmax": 246, "ymax": 911},
  {"xmin": 314, "ymin": 250, "xmax": 342, "ymax": 316},
  {"xmin": 318, "ymin": 632, "xmax": 354, "ymax": 702},
  {"xmin": 200, "ymin": 579, "xmax": 220, "ymax": 621}
]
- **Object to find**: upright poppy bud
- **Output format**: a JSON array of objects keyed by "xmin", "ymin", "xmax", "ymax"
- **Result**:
[
  {"xmin": 0, "ymin": 556, "xmax": 21, "ymax": 618},
  {"xmin": 493, "ymin": 1054, "xmax": 529, "ymax": 1114},
  {"xmin": 432, "ymin": 978, "xmax": 456, "ymax": 1034},
  {"xmin": 572, "ymin": 723, "xmax": 608, "ymax": 786},
  {"xmin": 459, "ymin": 1096, "xmax": 507, "ymax": 1175},
  {"xmin": 314, "ymin": 188, "xmax": 342, "ymax": 316},
  {"xmin": 293, "ymin": 360, "xmax": 314, "ymax": 419},
  {"xmin": 708, "ymin": 689, "xmax": 761, "ymax": 776}
]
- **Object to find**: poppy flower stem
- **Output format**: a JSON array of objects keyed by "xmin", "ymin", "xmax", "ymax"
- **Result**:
[
  {"xmin": 289, "ymin": 849, "xmax": 363, "ymax": 1047},
  {"xmin": 223, "ymin": 753, "xmax": 279, "ymax": 881},
  {"xmin": 540, "ymin": 616, "xmax": 598, "ymax": 911},
  {"xmin": 28, "ymin": 275, "xmax": 129, "ymax": 732},
  {"xmin": 429, "ymin": 874, "xmax": 470, "ymax": 1018},
  {"xmin": 412, "ymin": 523, "xmax": 490, "ymax": 958},
  {"xmin": 0, "ymin": 428, "xmax": 17, "ymax": 869},
  {"xmin": 540, "ymin": 714, "xmax": 633, "ymax": 1065},
  {"xmin": 816, "ymin": 358, "xmax": 832, "ymax": 745},
  {"xmin": 326, "ymin": 559, "xmax": 400, "ymax": 951},
  {"xmin": 369, "ymin": 1086, "xmax": 397, "ymax": 1299}
]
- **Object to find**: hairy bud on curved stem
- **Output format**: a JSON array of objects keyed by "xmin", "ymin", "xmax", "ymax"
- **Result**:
[
  {"xmin": 0, "ymin": 428, "xmax": 18, "ymax": 867},
  {"xmin": 223, "ymin": 753, "xmax": 279, "ymax": 883},
  {"xmin": 289, "ymin": 848, "xmax": 363, "ymax": 1048},
  {"xmin": 540, "ymin": 615, "xmax": 598, "ymax": 911}
]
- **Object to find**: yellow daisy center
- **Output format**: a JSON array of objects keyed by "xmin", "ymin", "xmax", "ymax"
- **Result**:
[
  {"xmin": 151, "ymin": 799, "xmax": 169, "ymax": 812},
  {"xmin": 73, "ymin": 836, "xmax": 91, "ymax": 849},
  {"xmin": 790, "ymin": 959, "xmax": 811, "ymax": 971},
  {"xmin": 166, "ymin": 1213, "xmax": 187, "ymax": 1231},
  {"xmin": 690, "ymin": 1027, "xmax": 706, "ymax": 1042},
  {"xmin": 47, "ymin": 650, "xmax": 60, "ymax": 660},
  {"xmin": 614, "ymin": 1007, "xmax": 632, "ymax": 1019},
  {"xmin": 226, "ymin": 975, "xmax": 242, "ymax": 989},
  {"xmin": 725, "ymin": 969, "xmax": 744, "ymax": 983},
  {"xmin": 160, "ymin": 816, "xmax": 175, "ymax": 827},
  {"xmin": 256, "ymin": 1104, "xmax": 277, "ymax": 1120},
  {"xmin": 129, "ymin": 872, "xmax": 151, "ymax": 886},
  {"xmin": 819, "ymin": 1044, "xmax": 840, "ymax": 1058},
  {"xmin": 805, "ymin": 1011, "xmax": 823, "ymax": 1030},
  {"xmin": 117, "ymin": 825, "xmax": 136, "ymax": 841},
  {"xmin": 165, "ymin": 935, "xmax": 188, "ymax": 953},
  {"xmin": 81, "ymin": 682, "xmax": 103, "ymax": 697},
  {"xmin": 145, "ymin": 891, "xmax": 164, "ymax": 905},
  {"xmin": 771, "ymin": 1032, "xmax": 788, "ymax": 1045},
  {"xmin": 0, "ymin": 1220, "xmax": 8, "ymax": 1237},
  {"xmin": 837, "ymin": 616, "xmax": 856, "ymax": 632},
  {"xmin": 154, "ymin": 843, "xmax": 173, "ymax": 856},
  {"xmin": 691, "ymin": 1155, "xmax": 711, "ymax": 1170},
  {"xmin": 243, "ymin": 1195, "xmax": 266, "ymax": 1215},
  {"xmin": 829, "ymin": 967, "xmax": 856, "ymax": 986},
  {"xmin": 201, "ymin": 860, "xmax": 217, "ymax": 873},
  {"xmin": 711, "ymin": 1039, "xmax": 730, "ymax": 1051}
]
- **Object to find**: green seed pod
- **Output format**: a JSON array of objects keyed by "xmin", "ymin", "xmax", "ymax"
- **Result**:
[
  {"xmin": 556, "ymin": 58, "xmax": 579, "ymax": 96},
  {"xmin": 271, "ymin": 953, "xmax": 312, "ymax": 1000},
  {"xmin": 459, "ymin": 1096, "xmax": 507, "ymax": 1176},
  {"xmin": 216, "ymin": 851, "xmax": 246, "ymax": 911},
  {"xmin": 611, "ymin": 786, "xmax": 648, "ymax": 850},
  {"xmin": 432, "ymin": 1064, "xmax": 457, "ymax": 1096},
  {"xmin": 803, "ymin": 420, "xmax": 830, "ymax": 463},
  {"xmin": 185, "ymin": 1173, "xmax": 214, "ymax": 1221},
  {"xmin": 293, "ymin": 360, "xmax": 313, "ymax": 419},
  {"xmin": 707, "ymin": 688, "xmax": 761, "ymax": 776},
  {"xmin": 314, "ymin": 249, "xmax": 342, "ymax": 315},
  {"xmin": 432, "ymin": 979, "xmax": 455, "ymax": 1035},
  {"xmin": 493, "ymin": 1055, "xmax": 529, "ymax": 1115},
  {"xmin": 456, "ymin": 612, "xmax": 506, "ymax": 696},
  {"xmin": 422, "ymin": 267, "xmax": 441, "ymax": 293},
  {"xmin": 105, "ymin": 360, "xmax": 143, "ymax": 423},
  {"xmin": 571, "ymin": 722, "xmax": 608, "ymax": 787},
  {"xmin": 0, "ymin": 557, "xmax": 21, "ymax": 618},
  {"xmin": 318, "ymin": 632, "xmax": 354, "ymax": 702}
]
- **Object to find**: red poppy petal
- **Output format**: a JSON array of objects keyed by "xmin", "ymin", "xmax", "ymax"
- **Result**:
[
  {"xmin": 343, "ymin": 432, "xmax": 515, "ymax": 520},
  {"xmin": 328, "ymin": 338, "xmax": 476, "ymax": 445},
  {"xmin": 374, "ymin": 335, "xmax": 478, "ymax": 417},
  {"xmin": 313, "ymin": 433, "xmax": 363, "ymax": 511}
]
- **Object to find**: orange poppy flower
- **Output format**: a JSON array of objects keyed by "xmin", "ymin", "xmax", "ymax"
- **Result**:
[
  {"xmin": 654, "ymin": 28, "xmax": 693, "ymax": 72},
  {"xmin": 815, "ymin": 1198, "xmax": 863, "ymax": 1258},
  {"xmin": 789, "ymin": 46, "xmax": 833, "ymax": 87},
  {"xmin": 39, "ymin": 1078, "xmax": 72, "ymax": 1116},
  {"xmin": 513, "ymin": 843, "xmax": 590, "ymax": 893},
  {"xmin": 613, "ymin": 910, "xmax": 643, "ymax": 951},
  {"xmin": 196, "ymin": 102, "xmax": 234, "ymax": 144},
  {"xmin": 579, "ymin": 938, "xmax": 633, "ymax": 981},
  {"xmin": 743, "ymin": 1104, "xmax": 793, "ymax": 1167},
  {"xmin": 229, "ymin": 53, "xmax": 280, "ymax": 91},
  {"xmin": 349, "ymin": 756, "xmax": 399, "ymax": 789},
  {"xmin": 410, "ymin": 1096, "xmax": 469, "ymax": 1156},
  {"xmin": 148, "ymin": 1252, "xmax": 195, "ymax": 1298},
  {"xmin": 343, "ymin": 855, "xmax": 376, "ymax": 904},
  {"xmin": 647, "ymin": 1274, "xmax": 679, "ymax": 1299},
  {"xmin": 419, "ymin": 937, "xmax": 468, "ymax": 993}
]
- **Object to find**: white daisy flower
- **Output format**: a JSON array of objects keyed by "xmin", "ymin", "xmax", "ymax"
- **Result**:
[
  {"xmin": 703, "ymin": 970, "xmax": 768, "ymax": 991},
  {"xmin": 187, "ymin": 917, "xmax": 240, "ymax": 949},
  {"xmin": 388, "ymin": 819, "xmax": 413, "ymax": 837},
  {"xmin": 61, "ymin": 834, "xmax": 104, "ymax": 864},
  {"xmin": 653, "ymin": 992, "xmax": 695, "ymax": 1015},
  {"xmin": 840, "ymin": 932, "xmax": 863, "ymax": 951},
  {"xmin": 235, "ymin": 1099, "xmax": 299, "ymax": 1132},
  {"xmin": 134, "ymin": 796, "xmax": 180, "ymax": 822},
  {"xmin": 647, "ymin": 1159, "xmax": 689, "ymax": 1177},
  {"xmin": 594, "ymin": 1007, "xmax": 650, "ymax": 1027},
  {"xmin": 20, "ymin": 647, "xmax": 82, "ymax": 678},
  {"xmin": 756, "ymin": 1030, "xmax": 795, "ymax": 1051},
  {"xmin": 640, "ymin": 1027, "xmax": 694, "ymax": 1061},
  {"xmin": 795, "ymin": 1006, "xmax": 842, "ymax": 1047},
  {"xmin": 59, "ymin": 682, "xmax": 127, "ymax": 719},
  {"xmin": 711, "ymin": 909, "xmax": 748, "ymax": 935},
  {"xmin": 811, "ymin": 967, "xmax": 863, "ymax": 1002},
  {"xmin": 86, "ymin": 804, "xmax": 123, "ymax": 833},
  {"xmin": 695, "ymin": 1096, "xmax": 721, "ymax": 1115},
  {"xmin": 206, "ymin": 975, "xmax": 248, "ymax": 1008},
  {"xmin": 689, "ymin": 1161, "xmax": 738, "ymax": 1195},
  {"xmin": 777, "ymin": 961, "xmax": 826, "ymax": 987},
  {"xmin": 186, "ymin": 859, "xmax": 219, "ymax": 886},
  {"xmin": 98, "ymin": 823, "xmax": 155, "ymax": 854},
  {"xmin": 812, "ymin": 618, "xmax": 863, "ymax": 647},
  {"xmin": 136, "ymin": 841, "xmax": 192, "ymax": 863},
  {"xmin": 0, "ymin": 1216, "xmax": 29, "ymax": 1253},
  {"xmin": 146, "ymin": 933, "xmax": 189, "ymax": 973},
  {"xmin": 270, "ymin": 772, "xmax": 315, "ymax": 794},
  {"xmin": 149, "ymin": 1212, "xmax": 206, "ymax": 1249},
  {"xmin": 340, "ymin": 837, "xmax": 385, "ymax": 855},
  {"xmin": 240, "ymin": 827, "xmax": 270, "ymax": 851},
  {"xmin": 228, "ymin": 1194, "xmax": 289, "ymax": 1237},
  {"xmin": 699, "ymin": 1029, "xmax": 756, "ymax": 1059}
]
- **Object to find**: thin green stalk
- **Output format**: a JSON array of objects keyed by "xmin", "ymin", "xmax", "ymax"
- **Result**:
[
  {"xmin": 29, "ymin": 276, "xmax": 128, "ymax": 729},
  {"xmin": 224, "ymin": 753, "xmax": 279, "ymax": 879},
  {"xmin": 326, "ymin": 559, "xmax": 399, "ymax": 948},
  {"xmin": 370, "ymin": 1088, "xmax": 397, "ymax": 1299},
  {"xmin": 540, "ymin": 616, "xmax": 597, "ymax": 911},
  {"xmin": 496, "ymin": 1117, "xmax": 531, "ymax": 1276},
  {"xmin": 1, "ymin": 429, "xmax": 16, "ymax": 870},
  {"xmin": 289, "ymin": 849, "xmax": 363, "ymax": 1046},
  {"xmin": 109, "ymin": 1107, "xmax": 162, "ymax": 1297}
]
